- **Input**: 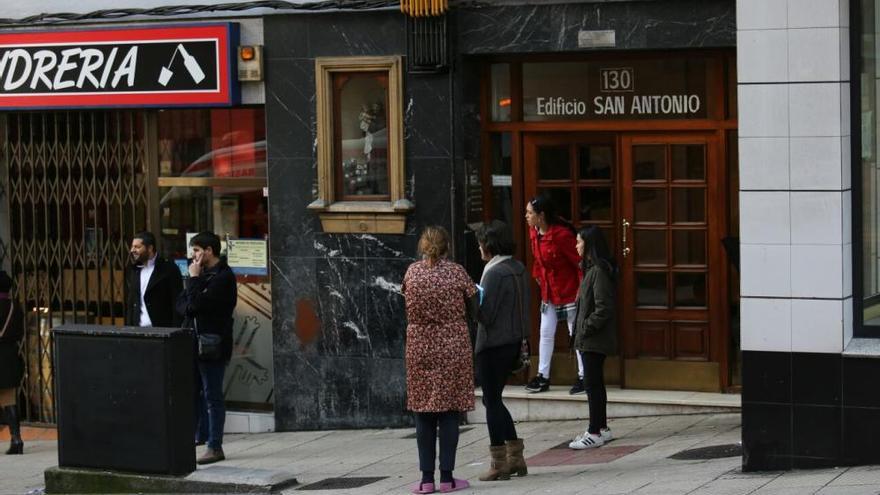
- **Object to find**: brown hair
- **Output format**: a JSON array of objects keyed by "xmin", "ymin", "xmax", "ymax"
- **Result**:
[{"xmin": 418, "ymin": 226, "xmax": 450, "ymax": 263}]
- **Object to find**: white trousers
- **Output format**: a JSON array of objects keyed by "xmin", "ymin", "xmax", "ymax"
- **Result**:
[{"xmin": 537, "ymin": 302, "xmax": 584, "ymax": 379}]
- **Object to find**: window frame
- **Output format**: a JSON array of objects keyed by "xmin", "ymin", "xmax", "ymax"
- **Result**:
[
  {"xmin": 851, "ymin": 0, "xmax": 880, "ymax": 337},
  {"xmin": 309, "ymin": 56, "xmax": 412, "ymax": 234}
]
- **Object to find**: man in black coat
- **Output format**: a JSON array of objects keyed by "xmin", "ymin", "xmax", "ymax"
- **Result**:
[
  {"xmin": 176, "ymin": 231, "xmax": 237, "ymax": 465},
  {"xmin": 125, "ymin": 231, "xmax": 183, "ymax": 328}
]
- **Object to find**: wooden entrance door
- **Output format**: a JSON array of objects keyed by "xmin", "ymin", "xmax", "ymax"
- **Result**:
[
  {"xmin": 523, "ymin": 132, "xmax": 619, "ymax": 384},
  {"xmin": 619, "ymin": 133, "xmax": 726, "ymax": 392}
]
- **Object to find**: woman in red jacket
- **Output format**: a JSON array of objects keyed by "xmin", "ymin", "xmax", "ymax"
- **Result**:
[{"xmin": 524, "ymin": 195, "xmax": 584, "ymax": 394}]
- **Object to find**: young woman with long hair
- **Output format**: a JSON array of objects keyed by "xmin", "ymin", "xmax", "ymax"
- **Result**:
[
  {"xmin": 524, "ymin": 195, "xmax": 585, "ymax": 394},
  {"xmin": 568, "ymin": 226, "xmax": 617, "ymax": 449}
]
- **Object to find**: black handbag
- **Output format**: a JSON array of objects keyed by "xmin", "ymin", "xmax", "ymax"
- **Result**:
[
  {"xmin": 194, "ymin": 318, "xmax": 222, "ymax": 361},
  {"xmin": 505, "ymin": 264, "xmax": 531, "ymax": 375},
  {"xmin": 510, "ymin": 338, "xmax": 531, "ymax": 375}
]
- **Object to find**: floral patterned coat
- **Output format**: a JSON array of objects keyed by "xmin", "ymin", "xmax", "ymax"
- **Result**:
[{"xmin": 402, "ymin": 259, "xmax": 477, "ymax": 413}]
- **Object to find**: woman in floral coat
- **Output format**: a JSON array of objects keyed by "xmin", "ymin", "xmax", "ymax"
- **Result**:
[{"xmin": 403, "ymin": 226, "xmax": 477, "ymax": 494}]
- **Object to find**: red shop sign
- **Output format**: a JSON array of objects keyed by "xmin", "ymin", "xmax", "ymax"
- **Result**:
[{"xmin": 0, "ymin": 23, "xmax": 239, "ymax": 109}]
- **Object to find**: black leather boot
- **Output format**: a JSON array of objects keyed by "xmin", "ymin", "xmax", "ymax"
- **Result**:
[{"xmin": 3, "ymin": 406, "xmax": 23, "ymax": 455}]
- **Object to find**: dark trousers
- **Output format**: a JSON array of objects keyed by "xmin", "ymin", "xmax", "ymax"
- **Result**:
[
  {"xmin": 476, "ymin": 343, "xmax": 519, "ymax": 446},
  {"xmin": 579, "ymin": 351, "xmax": 607, "ymax": 434},
  {"xmin": 415, "ymin": 411, "xmax": 460, "ymax": 473},
  {"xmin": 196, "ymin": 360, "xmax": 227, "ymax": 450}
]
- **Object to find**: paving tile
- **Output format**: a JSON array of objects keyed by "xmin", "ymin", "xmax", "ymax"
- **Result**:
[
  {"xmin": 686, "ymin": 477, "xmax": 776, "ymax": 495},
  {"xmin": 761, "ymin": 468, "xmax": 846, "ymax": 488},
  {"xmin": 816, "ymin": 486, "xmax": 880, "ymax": 495},
  {"xmin": 526, "ymin": 444, "xmax": 646, "ymax": 467},
  {"xmin": 751, "ymin": 487, "xmax": 821, "ymax": 495},
  {"xmin": 828, "ymin": 465, "xmax": 880, "ymax": 486}
]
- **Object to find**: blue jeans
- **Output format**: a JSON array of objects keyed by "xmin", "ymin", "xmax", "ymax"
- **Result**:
[{"xmin": 195, "ymin": 360, "xmax": 227, "ymax": 450}]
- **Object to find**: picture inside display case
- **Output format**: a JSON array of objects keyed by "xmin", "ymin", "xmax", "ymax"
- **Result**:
[{"xmin": 335, "ymin": 72, "xmax": 390, "ymax": 198}]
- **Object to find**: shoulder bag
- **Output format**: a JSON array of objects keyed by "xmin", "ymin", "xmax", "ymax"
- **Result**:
[
  {"xmin": 190, "ymin": 273, "xmax": 223, "ymax": 361},
  {"xmin": 194, "ymin": 317, "xmax": 223, "ymax": 361},
  {"xmin": 504, "ymin": 264, "xmax": 531, "ymax": 375}
]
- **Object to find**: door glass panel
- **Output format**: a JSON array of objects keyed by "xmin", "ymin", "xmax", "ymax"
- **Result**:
[
  {"xmin": 579, "ymin": 187, "xmax": 612, "ymax": 221},
  {"xmin": 490, "ymin": 63, "xmax": 511, "ymax": 122},
  {"xmin": 601, "ymin": 225, "xmax": 616, "ymax": 255},
  {"xmin": 537, "ymin": 188, "xmax": 572, "ymax": 221},
  {"xmin": 489, "ymin": 133, "xmax": 513, "ymax": 225},
  {"xmin": 634, "ymin": 188, "xmax": 667, "ymax": 223},
  {"xmin": 633, "ymin": 145, "xmax": 666, "ymax": 181},
  {"xmin": 671, "ymin": 144, "xmax": 705, "ymax": 180},
  {"xmin": 579, "ymin": 145, "xmax": 613, "ymax": 179},
  {"xmin": 537, "ymin": 146, "xmax": 570, "ymax": 180},
  {"xmin": 635, "ymin": 230, "xmax": 666, "ymax": 265},
  {"xmin": 672, "ymin": 188, "xmax": 706, "ymax": 223},
  {"xmin": 636, "ymin": 272, "xmax": 668, "ymax": 307},
  {"xmin": 673, "ymin": 230, "xmax": 707, "ymax": 265},
  {"xmin": 674, "ymin": 272, "xmax": 707, "ymax": 307}
]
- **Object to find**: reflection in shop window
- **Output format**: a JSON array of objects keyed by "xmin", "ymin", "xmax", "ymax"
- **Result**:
[
  {"xmin": 155, "ymin": 106, "xmax": 273, "ymax": 407},
  {"xmin": 159, "ymin": 185, "xmax": 273, "ymax": 408},
  {"xmin": 159, "ymin": 186, "xmax": 268, "ymax": 260},
  {"xmin": 157, "ymin": 108, "xmax": 266, "ymax": 178},
  {"xmin": 490, "ymin": 64, "xmax": 511, "ymax": 122}
]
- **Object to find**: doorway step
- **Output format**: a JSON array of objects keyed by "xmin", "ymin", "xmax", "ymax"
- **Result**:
[{"xmin": 467, "ymin": 386, "xmax": 739, "ymax": 423}]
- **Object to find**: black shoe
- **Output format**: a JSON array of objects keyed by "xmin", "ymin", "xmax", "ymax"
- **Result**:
[
  {"xmin": 5, "ymin": 440, "xmax": 22, "ymax": 455},
  {"xmin": 2, "ymin": 406, "xmax": 23, "ymax": 455},
  {"xmin": 569, "ymin": 379, "xmax": 586, "ymax": 395},
  {"xmin": 524, "ymin": 374, "xmax": 549, "ymax": 393}
]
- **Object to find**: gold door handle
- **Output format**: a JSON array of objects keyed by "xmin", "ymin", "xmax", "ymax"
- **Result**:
[{"xmin": 622, "ymin": 218, "xmax": 631, "ymax": 258}]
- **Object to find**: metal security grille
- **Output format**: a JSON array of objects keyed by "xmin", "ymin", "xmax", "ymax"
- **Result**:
[
  {"xmin": 406, "ymin": 14, "xmax": 448, "ymax": 73},
  {"xmin": 2, "ymin": 111, "xmax": 149, "ymax": 423}
]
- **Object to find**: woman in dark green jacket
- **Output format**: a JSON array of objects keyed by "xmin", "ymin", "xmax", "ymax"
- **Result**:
[{"xmin": 568, "ymin": 226, "xmax": 617, "ymax": 450}]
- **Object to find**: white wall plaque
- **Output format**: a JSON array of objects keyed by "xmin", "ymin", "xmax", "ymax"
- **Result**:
[{"xmin": 578, "ymin": 30, "xmax": 616, "ymax": 48}]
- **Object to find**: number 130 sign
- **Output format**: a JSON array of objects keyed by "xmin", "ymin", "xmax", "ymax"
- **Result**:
[{"xmin": 599, "ymin": 67, "xmax": 634, "ymax": 92}]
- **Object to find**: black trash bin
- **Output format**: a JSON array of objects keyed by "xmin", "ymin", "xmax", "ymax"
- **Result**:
[{"xmin": 53, "ymin": 325, "xmax": 196, "ymax": 475}]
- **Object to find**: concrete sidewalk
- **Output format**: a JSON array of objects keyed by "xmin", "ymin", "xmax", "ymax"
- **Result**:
[{"xmin": 5, "ymin": 413, "xmax": 880, "ymax": 494}]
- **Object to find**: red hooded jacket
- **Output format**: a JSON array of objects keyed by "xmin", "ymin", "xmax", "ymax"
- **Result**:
[{"xmin": 529, "ymin": 224, "xmax": 582, "ymax": 305}]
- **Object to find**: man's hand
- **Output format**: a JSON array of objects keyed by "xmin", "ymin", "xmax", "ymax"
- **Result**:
[{"xmin": 188, "ymin": 260, "xmax": 203, "ymax": 278}]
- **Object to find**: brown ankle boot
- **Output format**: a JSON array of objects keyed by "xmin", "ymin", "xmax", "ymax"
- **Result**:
[
  {"xmin": 478, "ymin": 445, "xmax": 510, "ymax": 481},
  {"xmin": 196, "ymin": 447, "xmax": 225, "ymax": 465},
  {"xmin": 506, "ymin": 438, "xmax": 527, "ymax": 477}
]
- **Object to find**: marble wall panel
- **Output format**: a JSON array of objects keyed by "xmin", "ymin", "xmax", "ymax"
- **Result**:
[{"xmin": 456, "ymin": 1, "xmax": 735, "ymax": 54}]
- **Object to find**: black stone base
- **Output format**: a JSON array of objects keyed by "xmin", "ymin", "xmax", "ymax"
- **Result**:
[
  {"xmin": 742, "ymin": 350, "xmax": 880, "ymax": 470},
  {"xmin": 44, "ymin": 466, "xmax": 298, "ymax": 494}
]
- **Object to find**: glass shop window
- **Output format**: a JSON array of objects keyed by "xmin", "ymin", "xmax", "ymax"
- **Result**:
[
  {"xmin": 158, "ymin": 108, "xmax": 266, "ymax": 178},
  {"xmin": 156, "ymin": 107, "xmax": 273, "ymax": 409},
  {"xmin": 859, "ymin": 0, "xmax": 880, "ymax": 335}
]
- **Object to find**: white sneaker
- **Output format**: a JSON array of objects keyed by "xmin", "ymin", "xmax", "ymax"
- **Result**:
[
  {"xmin": 574, "ymin": 428, "xmax": 613, "ymax": 443},
  {"xmin": 568, "ymin": 432, "xmax": 604, "ymax": 450}
]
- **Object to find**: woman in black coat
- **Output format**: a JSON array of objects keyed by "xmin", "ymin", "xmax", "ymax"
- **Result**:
[{"xmin": 0, "ymin": 271, "xmax": 24, "ymax": 455}]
